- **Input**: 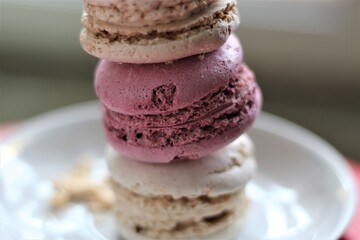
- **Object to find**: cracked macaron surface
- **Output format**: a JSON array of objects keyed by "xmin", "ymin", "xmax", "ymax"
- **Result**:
[{"xmin": 95, "ymin": 35, "xmax": 262, "ymax": 163}]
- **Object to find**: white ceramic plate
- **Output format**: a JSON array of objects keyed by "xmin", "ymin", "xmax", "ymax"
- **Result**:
[{"xmin": 0, "ymin": 101, "xmax": 357, "ymax": 240}]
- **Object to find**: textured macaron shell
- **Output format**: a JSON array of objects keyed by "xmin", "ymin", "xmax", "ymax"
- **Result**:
[
  {"xmin": 107, "ymin": 134, "xmax": 257, "ymax": 198},
  {"xmin": 80, "ymin": 0, "xmax": 239, "ymax": 63},
  {"xmin": 95, "ymin": 34, "xmax": 243, "ymax": 115},
  {"xmin": 82, "ymin": 0, "xmax": 237, "ymax": 37},
  {"xmin": 84, "ymin": 0, "xmax": 217, "ymax": 26},
  {"xmin": 116, "ymin": 206, "xmax": 248, "ymax": 240}
]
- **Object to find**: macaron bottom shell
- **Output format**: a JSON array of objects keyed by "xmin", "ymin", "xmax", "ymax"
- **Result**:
[{"xmin": 113, "ymin": 179, "xmax": 249, "ymax": 240}]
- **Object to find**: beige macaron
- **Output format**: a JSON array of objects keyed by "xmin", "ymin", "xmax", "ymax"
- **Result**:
[
  {"xmin": 80, "ymin": 0, "xmax": 239, "ymax": 63},
  {"xmin": 107, "ymin": 134, "xmax": 257, "ymax": 240}
]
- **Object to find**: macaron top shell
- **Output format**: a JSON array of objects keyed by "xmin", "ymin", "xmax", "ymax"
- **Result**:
[
  {"xmin": 86, "ymin": 0, "xmax": 214, "ymax": 7},
  {"xmin": 95, "ymin": 34, "xmax": 243, "ymax": 115},
  {"xmin": 107, "ymin": 134, "xmax": 257, "ymax": 198},
  {"xmin": 81, "ymin": 0, "xmax": 239, "ymax": 63},
  {"xmin": 84, "ymin": 0, "xmax": 217, "ymax": 26}
]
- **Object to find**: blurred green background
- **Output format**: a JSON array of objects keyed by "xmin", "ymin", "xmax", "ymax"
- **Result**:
[{"xmin": 1, "ymin": 0, "xmax": 359, "ymax": 159}]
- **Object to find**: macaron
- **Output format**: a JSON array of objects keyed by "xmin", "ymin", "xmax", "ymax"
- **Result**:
[
  {"xmin": 107, "ymin": 134, "xmax": 257, "ymax": 240},
  {"xmin": 95, "ymin": 35, "xmax": 262, "ymax": 163},
  {"xmin": 80, "ymin": 0, "xmax": 239, "ymax": 63}
]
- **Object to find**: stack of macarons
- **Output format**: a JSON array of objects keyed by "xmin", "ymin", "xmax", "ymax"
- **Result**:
[{"xmin": 80, "ymin": 0, "xmax": 262, "ymax": 239}]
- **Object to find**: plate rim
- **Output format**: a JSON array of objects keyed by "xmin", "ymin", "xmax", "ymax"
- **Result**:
[{"xmin": 1, "ymin": 100, "xmax": 357, "ymax": 240}]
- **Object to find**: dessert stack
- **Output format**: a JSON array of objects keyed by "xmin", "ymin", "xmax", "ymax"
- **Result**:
[{"xmin": 80, "ymin": 0, "xmax": 262, "ymax": 239}]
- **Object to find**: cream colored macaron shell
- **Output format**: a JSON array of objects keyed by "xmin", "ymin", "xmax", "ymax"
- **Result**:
[
  {"xmin": 107, "ymin": 134, "xmax": 256, "ymax": 198},
  {"xmin": 84, "ymin": 0, "xmax": 218, "ymax": 26},
  {"xmin": 112, "ymin": 181, "xmax": 249, "ymax": 240},
  {"xmin": 80, "ymin": 0, "xmax": 239, "ymax": 63},
  {"xmin": 107, "ymin": 134, "xmax": 256, "ymax": 239},
  {"xmin": 117, "ymin": 216, "xmax": 247, "ymax": 240}
]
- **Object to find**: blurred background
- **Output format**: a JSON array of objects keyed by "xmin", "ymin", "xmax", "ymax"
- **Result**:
[{"xmin": 1, "ymin": 0, "xmax": 359, "ymax": 159}]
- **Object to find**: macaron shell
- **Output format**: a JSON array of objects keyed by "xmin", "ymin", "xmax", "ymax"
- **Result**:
[
  {"xmin": 80, "ymin": 0, "xmax": 239, "ymax": 63},
  {"xmin": 95, "ymin": 34, "xmax": 243, "ymax": 115},
  {"xmin": 113, "ymin": 182, "xmax": 248, "ymax": 240},
  {"xmin": 116, "ymin": 208, "xmax": 248, "ymax": 240},
  {"xmin": 80, "ymin": 26, "xmax": 232, "ymax": 64},
  {"xmin": 105, "ymin": 84, "xmax": 261, "ymax": 163},
  {"xmin": 84, "ymin": 0, "xmax": 217, "ymax": 26},
  {"xmin": 107, "ymin": 134, "xmax": 257, "ymax": 198},
  {"xmin": 82, "ymin": 0, "xmax": 237, "ymax": 36}
]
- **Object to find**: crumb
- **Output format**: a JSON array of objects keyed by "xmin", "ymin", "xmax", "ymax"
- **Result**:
[
  {"xmin": 198, "ymin": 54, "xmax": 205, "ymax": 60},
  {"xmin": 164, "ymin": 60, "xmax": 173, "ymax": 64},
  {"xmin": 51, "ymin": 159, "xmax": 114, "ymax": 212}
]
